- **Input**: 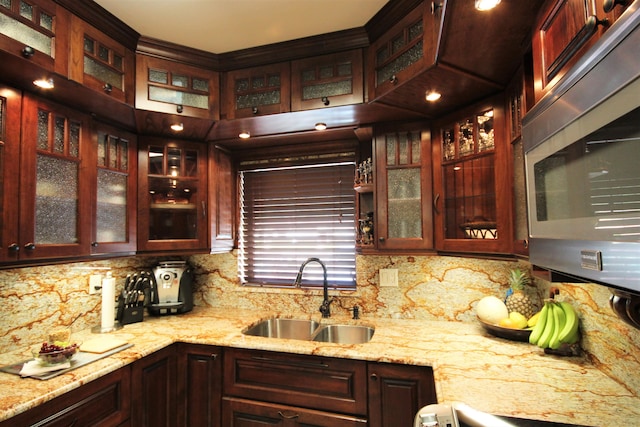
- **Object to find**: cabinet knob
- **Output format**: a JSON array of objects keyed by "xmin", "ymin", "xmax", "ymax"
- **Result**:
[
  {"xmin": 378, "ymin": 237, "xmax": 385, "ymax": 242},
  {"xmin": 24, "ymin": 242, "xmax": 36, "ymax": 251},
  {"xmin": 91, "ymin": 242, "xmax": 98, "ymax": 247},
  {"xmin": 21, "ymin": 46, "xmax": 35, "ymax": 58},
  {"xmin": 251, "ymin": 106, "xmax": 259, "ymax": 115},
  {"xmin": 370, "ymin": 373, "xmax": 378, "ymax": 381},
  {"xmin": 585, "ymin": 15, "xmax": 609, "ymax": 33},
  {"xmin": 321, "ymin": 96, "xmax": 330, "ymax": 106},
  {"xmin": 103, "ymin": 83, "xmax": 112, "ymax": 93},
  {"xmin": 7, "ymin": 243, "xmax": 19, "ymax": 252},
  {"xmin": 389, "ymin": 75, "xmax": 398, "ymax": 85},
  {"xmin": 176, "ymin": 104, "xmax": 184, "ymax": 113}
]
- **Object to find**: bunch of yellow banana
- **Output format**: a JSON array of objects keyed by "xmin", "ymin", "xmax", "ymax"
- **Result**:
[{"xmin": 528, "ymin": 300, "xmax": 580, "ymax": 349}]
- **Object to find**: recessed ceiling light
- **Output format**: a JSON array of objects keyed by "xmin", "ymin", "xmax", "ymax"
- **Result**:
[
  {"xmin": 33, "ymin": 78, "xmax": 54, "ymax": 89},
  {"xmin": 239, "ymin": 130, "xmax": 250, "ymax": 139},
  {"xmin": 170, "ymin": 123, "xmax": 184, "ymax": 131},
  {"xmin": 425, "ymin": 91, "xmax": 442, "ymax": 102},
  {"xmin": 475, "ymin": 0, "xmax": 501, "ymax": 11},
  {"xmin": 315, "ymin": 122, "xmax": 327, "ymax": 131}
]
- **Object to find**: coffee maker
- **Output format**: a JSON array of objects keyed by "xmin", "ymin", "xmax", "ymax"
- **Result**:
[{"xmin": 148, "ymin": 261, "xmax": 194, "ymax": 315}]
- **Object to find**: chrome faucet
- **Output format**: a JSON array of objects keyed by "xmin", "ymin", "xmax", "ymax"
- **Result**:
[{"xmin": 294, "ymin": 257, "xmax": 334, "ymax": 318}]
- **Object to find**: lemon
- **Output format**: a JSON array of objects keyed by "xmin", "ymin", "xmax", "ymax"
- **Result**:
[
  {"xmin": 527, "ymin": 311, "xmax": 542, "ymax": 328},
  {"xmin": 508, "ymin": 311, "xmax": 528, "ymax": 329},
  {"xmin": 498, "ymin": 317, "xmax": 516, "ymax": 328}
]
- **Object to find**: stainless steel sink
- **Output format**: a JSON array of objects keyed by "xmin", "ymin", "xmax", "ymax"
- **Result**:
[
  {"xmin": 311, "ymin": 324, "xmax": 375, "ymax": 344},
  {"xmin": 243, "ymin": 318, "xmax": 375, "ymax": 344},
  {"xmin": 243, "ymin": 318, "xmax": 320, "ymax": 340}
]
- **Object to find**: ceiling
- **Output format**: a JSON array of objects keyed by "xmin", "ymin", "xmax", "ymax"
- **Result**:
[{"xmin": 94, "ymin": 0, "xmax": 389, "ymax": 54}]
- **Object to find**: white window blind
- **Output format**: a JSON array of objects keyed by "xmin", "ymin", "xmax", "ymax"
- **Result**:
[{"xmin": 239, "ymin": 162, "xmax": 356, "ymax": 288}]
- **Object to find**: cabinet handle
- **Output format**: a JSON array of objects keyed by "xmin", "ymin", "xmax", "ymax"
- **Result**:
[
  {"xmin": 250, "ymin": 355, "xmax": 329, "ymax": 368},
  {"xmin": 603, "ymin": 0, "xmax": 628, "ymax": 13},
  {"xmin": 278, "ymin": 411, "xmax": 300, "ymax": 419},
  {"xmin": 202, "ymin": 201, "xmax": 206, "ymax": 218},
  {"xmin": 24, "ymin": 242, "xmax": 36, "ymax": 251},
  {"xmin": 7, "ymin": 243, "xmax": 19, "ymax": 253},
  {"xmin": 433, "ymin": 193, "xmax": 440, "ymax": 215}
]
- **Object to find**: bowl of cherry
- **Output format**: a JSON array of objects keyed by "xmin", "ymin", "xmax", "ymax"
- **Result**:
[{"xmin": 32, "ymin": 341, "xmax": 81, "ymax": 366}]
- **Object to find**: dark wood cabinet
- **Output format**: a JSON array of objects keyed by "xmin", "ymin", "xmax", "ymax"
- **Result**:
[
  {"xmin": 208, "ymin": 144, "xmax": 235, "ymax": 253},
  {"xmin": 130, "ymin": 345, "xmax": 177, "ymax": 427},
  {"xmin": 14, "ymin": 94, "xmax": 93, "ymax": 261},
  {"xmin": 367, "ymin": 362, "xmax": 437, "ymax": 427},
  {"xmin": 90, "ymin": 122, "xmax": 137, "ymax": 255},
  {"xmin": 224, "ymin": 348, "xmax": 367, "ymax": 416},
  {"xmin": 0, "ymin": 0, "xmax": 70, "ymax": 76},
  {"xmin": 373, "ymin": 122, "xmax": 434, "ymax": 251},
  {"xmin": 0, "ymin": 85, "xmax": 22, "ymax": 263},
  {"xmin": 0, "ymin": 367, "xmax": 131, "ymax": 427},
  {"xmin": 68, "ymin": 15, "xmax": 135, "ymax": 105},
  {"xmin": 176, "ymin": 343, "xmax": 222, "ymax": 427},
  {"xmin": 432, "ymin": 96, "xmax": 513, "ymax": 254},
  {"xmin": 135, "ymin": 54, "xmax": 219, "ymax": 120},
  {"xmin": 531, "ymin": 0, "xmax": 629, "ymax": 102},
  {"xmin": 291, "ymin": 49, "xmax": 363, "ymax": 111},
  {"xmin": 137, "ymin": 136, "xmax": 208, "ymax": 253},
  {"xmin": 222, "ymin": 397, "xmax": 367, "ymax": 427},
  {"xmin": 224, "ymin": 62, "xmax": 291, "ymax": 119}
]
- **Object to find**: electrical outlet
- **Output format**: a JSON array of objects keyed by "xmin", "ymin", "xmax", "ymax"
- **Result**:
[
  {"xmin": 379, "ymin": 268, "xmax": 398, "ymax": 287},
  {"xmin": 89, "ymin": 274, "xmax": 102, "ymax": 294}
]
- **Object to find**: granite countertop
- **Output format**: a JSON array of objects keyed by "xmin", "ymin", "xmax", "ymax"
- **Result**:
[{"xmin": 0, "ymin": 307, "xmax": 637, "ymax": 425}]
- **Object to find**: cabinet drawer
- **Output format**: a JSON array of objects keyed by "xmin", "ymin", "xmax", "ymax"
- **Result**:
[
  {"xmin": 222, "ymin": 397, "xmax": 367, "ymax": 427},
  {"xmin": 224, "ymin": 348, "xmax": 367, "ymax": 416},
  {"xmin": 1, "ymin": 367, "xmax": 130, "ymax": 427}
]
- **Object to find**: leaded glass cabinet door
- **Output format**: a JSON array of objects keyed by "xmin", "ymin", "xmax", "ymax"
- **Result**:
[
  {"xmin": 92, "ymin": 124, "xmax": 136, "ymax": 255},
  {"xmin": 138, "ymin": 137, "xmax": 208, "ymax": 252},
  {"xmin": 375, "ymin": 124, "xmax": 433, "ymax": 251},
  {"xmin": 19, "ymin": 95, "xmax": 91, "ymax": 260}
]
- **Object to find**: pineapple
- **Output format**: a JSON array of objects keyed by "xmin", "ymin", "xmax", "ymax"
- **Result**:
[{"xmin": 505, "ymin": 268, "xmax": 537, "ymax": 319}]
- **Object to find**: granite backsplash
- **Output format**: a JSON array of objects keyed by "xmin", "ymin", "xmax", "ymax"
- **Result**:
[{"xmin": 0, "ymin": 251, "xmax": 638, "ymax": 399}]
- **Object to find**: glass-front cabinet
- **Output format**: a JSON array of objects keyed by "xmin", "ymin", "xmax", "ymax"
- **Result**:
[
  {"xmin": 138, "ymin": 137, "xmax": 207, "ymax": 252},
  {"xmin": 224, "ymin": 62, "xmax": 290, "ymax": 119},
  {"xmin": 91, "ymin": 124, "xmax": 137, "ymax": 255},
  {"xmin": 433, "ymin": 97, "xmax": 512, "ymax": 253},
  {"xmin": 0, "ymin": 0, "xmax": 70, "ymax": 75},
  {"xmin": 374, "ymin": 122, "xmax": 433, "ymax": 251}
]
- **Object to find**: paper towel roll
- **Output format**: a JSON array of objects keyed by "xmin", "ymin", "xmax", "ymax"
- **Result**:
[{"xmin": 101, "ymin": 272, "xmax": 116, "ymax": 330}]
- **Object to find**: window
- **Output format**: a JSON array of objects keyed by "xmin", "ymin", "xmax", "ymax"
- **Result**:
[{"xmin": 239, "ymin": 161, "xmax": 356, "ymax": 288}]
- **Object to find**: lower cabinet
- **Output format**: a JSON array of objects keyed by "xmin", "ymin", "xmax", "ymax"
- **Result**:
[
  {"xmin": 176, "ymin": 343, "xmax": 222, "ymax": 427},
  {"xmin": 368, "ymin": 362, "xmax": 438, "ymax": 427},
  {"xmin": 0, "ymin": 367, "xmax": 130, "ymax": 427},
  {"xmin": 130, "ymin": 345, "xmax": 177, "ymax": 427},
  {"xmin": 222, "ymin": 397, "xmax": 367, "ymax": 426}
]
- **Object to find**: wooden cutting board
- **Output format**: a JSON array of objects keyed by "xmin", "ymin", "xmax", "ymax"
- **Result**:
[{"xmin": 80, "ymin": 336, "xmax": 129, "ymax": 354}]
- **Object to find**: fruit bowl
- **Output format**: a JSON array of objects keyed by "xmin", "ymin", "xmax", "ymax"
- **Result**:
[
  {"xmin": 32, "ymin": 342, "xmax": 81, "ymax": 366},
  {"xmin": 477, "ymin": 318, "xmax": 532, "ymax": 342}
]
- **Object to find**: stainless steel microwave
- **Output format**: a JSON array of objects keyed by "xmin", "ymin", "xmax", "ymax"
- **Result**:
[{"xmin": 523, "ymin": 4, "xmax": 640, "ymax": 293}]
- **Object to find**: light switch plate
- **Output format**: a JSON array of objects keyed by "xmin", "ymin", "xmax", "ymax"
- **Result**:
[{"xmin": 379, "ymin": 268, "xmax": 398, "ymax": 287}]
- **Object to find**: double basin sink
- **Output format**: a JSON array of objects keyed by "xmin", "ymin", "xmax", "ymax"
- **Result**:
[{"xmin": 243, "ymin": 318, "xmax": 374, "ymax": 344}]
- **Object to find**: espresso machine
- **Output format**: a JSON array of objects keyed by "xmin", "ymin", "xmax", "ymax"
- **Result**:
[{"xmin": 148, "ymin": 261, "xmax": 194, "ymax": 315}]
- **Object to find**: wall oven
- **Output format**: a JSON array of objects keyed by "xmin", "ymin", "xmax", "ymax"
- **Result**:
[{"xmin": 523, "ymin": 3, "xmax": 640, "ymax": 293}]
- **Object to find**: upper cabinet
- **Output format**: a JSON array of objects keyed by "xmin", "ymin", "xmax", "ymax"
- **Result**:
[
  {"xmin": 432, "ymin": 96, "xmax": 513, "ymax": 254},
  {"xmin": 90, "ymin": 122, "xmax": 137, "ymax": 256},
  {"xmin": 208, "ymin": 144, "xmax": 235, "ymax": 253},
  {"xmin": 291, "ymin": 49, "xmax": 364, "ymax": 111},
  {"xmin": 137, "ymin": 136, "xmax": 208, "ymax": 253},
  {"xmin": 68, "ymin": 15, "xmax": 135, "ymax": 105},
  {"xmin": 223, "ymin": 62, "xmax": 290, "ymax": 119},
  {"xmin": 531, "ymin": 0, "xmax": 631, "ymax": 102},
  {"xmin": 373, "ymin": 122, "xmax": 433, "ymax": 252},
  {"xmin": 135, "ymin": 53, "xmax": 220, "ymax": 120},
  {"xmin": 0, "ymin": 0, "xmax": 70, "ymax": 75}
]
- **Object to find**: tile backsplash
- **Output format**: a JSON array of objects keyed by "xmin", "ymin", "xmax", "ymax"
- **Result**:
[{"xmin": 0, "ymin": 251, "xmax": 638, "ymax": 396}]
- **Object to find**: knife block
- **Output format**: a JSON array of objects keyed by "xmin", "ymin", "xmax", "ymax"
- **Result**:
[{"xmin": 116, "ymin": 298, "xmax": 144, "ymax": 325}]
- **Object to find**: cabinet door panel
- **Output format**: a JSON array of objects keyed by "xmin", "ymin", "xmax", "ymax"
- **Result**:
[
  {"xmin": 367, "ymin": 363, "xmax": 437, "ymax": 427},
  {"xmin": 131, "ymin": 345, "xmax": 177, "ymax": 427}
]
